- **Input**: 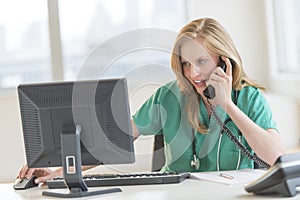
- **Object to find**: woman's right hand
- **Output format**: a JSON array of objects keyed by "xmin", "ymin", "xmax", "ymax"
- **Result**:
[{"xmin": 17, "ymin": 164, "xmax": 62, "ymax": 184}]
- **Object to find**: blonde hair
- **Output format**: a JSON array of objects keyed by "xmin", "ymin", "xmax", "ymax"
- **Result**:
[{"xmin": 171, "ymin": 17, "xmax": 264, "ymax": 133}]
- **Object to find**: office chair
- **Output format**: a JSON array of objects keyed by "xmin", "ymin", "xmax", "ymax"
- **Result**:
[{"xmin": 151, "ymin": 134, "xmax": 165, "ymax": 171}]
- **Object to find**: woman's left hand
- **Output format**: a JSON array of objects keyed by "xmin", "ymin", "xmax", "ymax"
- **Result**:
[{"xmin": 205, "ymin": 56, "xmax": 233, "ymax": 108}]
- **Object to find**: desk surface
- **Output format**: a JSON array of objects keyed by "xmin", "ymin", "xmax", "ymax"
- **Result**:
[{"xmin": 4, "ymin": 179, "xmax": 300, "ymax": 200}]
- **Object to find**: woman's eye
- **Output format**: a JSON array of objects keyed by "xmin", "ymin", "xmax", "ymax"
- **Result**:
[
  {"xmin": 196, "ymin": 59, "xmax": 207, "ymax": 65},
  {"xmin": 181, "ymin": 62, "xmax": 190, "ymax": 67}
]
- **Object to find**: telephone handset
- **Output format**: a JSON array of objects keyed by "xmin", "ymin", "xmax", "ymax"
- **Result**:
[
  {"xmin": 203, "ymin": 57, "xmax": 227, "ymax": 99},
  {"xmin": 202, "ymin": 56, "xmax": 270, "ymax": 169}
]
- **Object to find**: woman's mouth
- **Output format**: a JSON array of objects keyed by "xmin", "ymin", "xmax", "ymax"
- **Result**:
[{"xmin": 193, "ymin": 80, "xmax": 206, "ymax": 87}]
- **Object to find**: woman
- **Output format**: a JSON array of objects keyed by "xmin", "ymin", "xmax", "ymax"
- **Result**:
[
  {"xmin": 131, "ymin": 17, "xmax": 285, "ymax": 172},
  {"xmin": 18, "ymin": 17, "xmax": 285, "ymax": 184}
]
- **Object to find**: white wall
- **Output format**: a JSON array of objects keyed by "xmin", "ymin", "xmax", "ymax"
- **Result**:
[
  {"xmin": 186, "ymin": 0, "xmax": 270, "ymax": 88},
  {"xmin": 0, "ymin": 90, "xmax": 26, "ymax": 183}
]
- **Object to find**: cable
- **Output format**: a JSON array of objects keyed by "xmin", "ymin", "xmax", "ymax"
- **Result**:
[{"xmin": 210, "ymin": 105, "xmax": 270, "ymax": 169}]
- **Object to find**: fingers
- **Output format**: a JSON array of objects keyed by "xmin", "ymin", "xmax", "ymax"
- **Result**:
[
  {"xmin": 17, "ymin": 165, "xmax": 48, "ymax": 179},
  {"xmin": 26, "ymin": 168, "xmax": 36, "ymax": 179},
  {"xmin": 35, "ymin": 168, "xmax": 59, "ymax": 184},
  {"xmin": 17, "ymin": 165, "xmax": 29, "ymax": 179},
  {"xmin": 210, "ymin": 56, "xmax": 232, "ymax": 84},
  {"xmin": 35, "ymin": 173, "xmax": 53, "ymax": 184},
  {"xmin": 17, "ymin": 165, "xmax": 38, "ymax": 179},
  {"xmin": 221, "ymin": 56, "xmax": 232, "ymax": 77},
  {"xmin": 209, "ymin": 69, "xmax": 227, "ymax": 88},
  {"xmin": 17, "ymin": 164, "xmax": 58, "ymax": 185}
]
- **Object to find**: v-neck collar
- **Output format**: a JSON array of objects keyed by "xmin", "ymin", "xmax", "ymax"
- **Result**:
[{"xmin": 199, "ymin": 96, "xmax": 210, "ymax": 128}]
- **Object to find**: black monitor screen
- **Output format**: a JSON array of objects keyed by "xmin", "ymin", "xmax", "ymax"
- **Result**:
[{"xmin": 18, "ymin": 78, "xmax": 135, "ymax": 168}]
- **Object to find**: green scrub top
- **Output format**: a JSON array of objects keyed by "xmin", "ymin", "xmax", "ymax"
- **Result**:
[{"xmin": 132, "ymin": 80, "xmax": 277, "ymax": 172}]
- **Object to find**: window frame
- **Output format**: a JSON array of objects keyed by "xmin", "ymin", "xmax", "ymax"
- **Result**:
[
  {"xmin": 265, "ymin": 0, "xmax": 300, "ymax": 78},
  {"xmin": 48, "ymin": 0, "xmax": 64, "ymax": 81},
  {"xmin": 0, "ymin": 0, "xmax": 187, "ymax": 93},
  {"xmin": 265, "ymin": 0, "xmax": 300, "ymax": 99}
]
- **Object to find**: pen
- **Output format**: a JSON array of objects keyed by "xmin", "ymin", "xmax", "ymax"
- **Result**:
[{"xmin": 219, "ymin": 173, "xmax": 234, "ymax": 179}]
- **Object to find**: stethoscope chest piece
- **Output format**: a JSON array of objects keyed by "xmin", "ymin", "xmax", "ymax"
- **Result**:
[
  {"xmin": 191, "ymin": 154, "xmax": 200, "ymax": 170},
  {"xmin": 191, "ymin": 129, "xmax": 200, "ymax": 170}
]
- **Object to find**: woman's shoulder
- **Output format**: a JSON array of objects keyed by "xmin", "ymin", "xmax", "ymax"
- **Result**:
[
  {"xmin": 238, "ymin": 86, "xmax": 268, "ymax": 108},
  {"xmin": 156, "ymin": 80, "xmax": 181, "ymax": 95},
  {"xmin": 239, "ymin": 86, "xmax": 264, "ymax": 98},
  {"xmin": 152, "ymin": 80, "xmax": 183, "ymax": 103},
  {"xmin": 161, "ymin": 80, "xmax": 179, "ymax": 89}
]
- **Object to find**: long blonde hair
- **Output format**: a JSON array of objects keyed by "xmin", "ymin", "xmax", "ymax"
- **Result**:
[{"xmin": 171, "ymin": 17, "xmax": 264, "ymax": 133}]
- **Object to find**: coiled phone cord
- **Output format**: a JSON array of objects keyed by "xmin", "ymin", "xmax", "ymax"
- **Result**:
[{"xmin": 210, "ymin": 105, "xmax": 271, "ymax": 169}]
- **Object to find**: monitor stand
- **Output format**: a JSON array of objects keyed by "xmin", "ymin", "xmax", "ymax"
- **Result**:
[{"xmin": 42, "ymin": 124, "xmax": 122, "ymax": 198}]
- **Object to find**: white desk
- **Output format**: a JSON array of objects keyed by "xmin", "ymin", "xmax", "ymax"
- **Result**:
[{"xmin": 4, "ymin": 179, "xmax": 300, "ymax": 200}]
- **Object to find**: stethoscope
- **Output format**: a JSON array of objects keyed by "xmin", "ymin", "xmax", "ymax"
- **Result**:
[
  {"xmin": 190, "ymin": 130, "xmax": 200, "ymax": 169},
  {"xmin": 190, "ymin": 120, "xmax": 242, "ymax": 170}
]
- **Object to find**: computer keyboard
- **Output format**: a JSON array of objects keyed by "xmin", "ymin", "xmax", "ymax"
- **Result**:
[{"xmin": 47, "ymin": 171, "xmax": 190, "ymax": 189}]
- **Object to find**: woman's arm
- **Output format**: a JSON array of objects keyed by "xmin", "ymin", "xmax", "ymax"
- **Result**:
[
  {"xmin": 131, "ymin": 119, "xmax": 141, "ymax": 140},
  {"xmin": 224, "ymin": 101, "xmax": 285, "ymax": 165},
  {"xmin": 208, "ymin": 57, "xmax": 285, "ymax": 165},
  {"xmin": 18, "ymin": 165, "xmax": 98, "ymax": 184}
]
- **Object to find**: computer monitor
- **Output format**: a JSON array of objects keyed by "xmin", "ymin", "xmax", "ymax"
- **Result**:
[{"xmin": 17, "ymin": 78, "xmax": 135, "ymax": 198}]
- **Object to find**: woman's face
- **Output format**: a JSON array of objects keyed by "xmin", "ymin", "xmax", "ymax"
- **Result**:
[{"xmin": 180, "ymin": 38, "xmax": 219, "ymax": 95}]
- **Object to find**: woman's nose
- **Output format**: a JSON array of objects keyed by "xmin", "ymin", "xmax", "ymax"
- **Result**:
[{"xmin": 190, "ymin": 64, "xmax": 201, "ymax": 78}]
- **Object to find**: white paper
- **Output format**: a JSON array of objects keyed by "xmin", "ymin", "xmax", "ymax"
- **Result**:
[{"xmin": 190, "ymin": 168, "xmax": 266, "ymax": 185}]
